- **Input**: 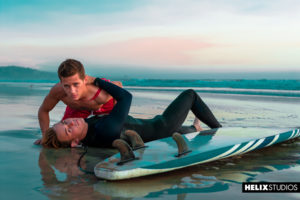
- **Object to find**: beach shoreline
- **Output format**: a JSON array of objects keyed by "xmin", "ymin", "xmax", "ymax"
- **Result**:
[{"xmin": 0, "ymin": 82, "xmax": 300, "ymax": 199}]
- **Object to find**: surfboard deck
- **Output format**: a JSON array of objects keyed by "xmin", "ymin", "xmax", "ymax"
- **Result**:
[{"xmin": 94, "ymin": 127, "xmax": 300, "ymax": 180}]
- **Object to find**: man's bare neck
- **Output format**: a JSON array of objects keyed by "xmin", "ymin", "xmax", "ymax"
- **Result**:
[{"xmin": 78, "ymin": 85, "xmax": 89, "ymax": 101}]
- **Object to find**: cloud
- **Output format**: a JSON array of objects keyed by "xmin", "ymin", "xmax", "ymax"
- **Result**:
[
  {"xmin": 83, "ymin": 36, "xmax": 215, "ymax": 67},
  {"xmin": 0, "ymin": 36, "xmax": 215, "ymax": 68},
  {"xmin": 3, "ymin": 0, "xmax": 300, "ymax": 36},
  {"xmin": 1, "ymin": 0, "xmax": 300, "ymax": 71}
]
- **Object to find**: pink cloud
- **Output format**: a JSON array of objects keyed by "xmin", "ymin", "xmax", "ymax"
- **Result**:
[
  {"xmin": 0, "ymin": 37, "xmax": 216, "ymax": 68},
  {"xmin": 85, "ymin": 37, "xmax": 215, "ymax": 67}
]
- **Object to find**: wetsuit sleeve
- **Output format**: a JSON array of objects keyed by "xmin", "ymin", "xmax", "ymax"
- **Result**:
[
  {"xmin": 91, "ymin": 78, "xmax": 132, "ymax": 145},
  {"xmin": 94, "ymin": 77, "xmax": 131, "ymax": 102}
]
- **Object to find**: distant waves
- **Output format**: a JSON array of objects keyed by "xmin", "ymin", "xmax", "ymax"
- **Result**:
[
  {"xmin": 1, "ymin": 79, "xmax": 300, "ymax": 98},
  {"xmin": 123, "ymin": 79, "xmax": 300, "ymax": 90},
  {"xmin": 123, "ymin": 79, "xmax": 300, "ymax": 97}
]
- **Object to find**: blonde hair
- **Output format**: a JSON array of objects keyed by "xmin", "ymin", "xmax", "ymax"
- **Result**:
[{"xmin": 42, "ymin": 127, "xmax": 70, "ymax": 148}]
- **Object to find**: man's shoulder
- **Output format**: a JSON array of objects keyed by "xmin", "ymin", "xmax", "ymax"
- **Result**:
[
  {"xmin": 49, "ymin": 83, "xmax": 66, "ymax": 99},
  {"xmin": 86, "ymin": 83, "xmax": 101, "ymax": 94}
]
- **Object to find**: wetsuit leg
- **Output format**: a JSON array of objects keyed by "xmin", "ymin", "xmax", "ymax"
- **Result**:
[
  {"xmin": 130, "ymin": 89, "xmax": 221, "ymax": 142},
  {"xmin": 161, "ymin": 89, "xmax": 221, "ymax": 132}
]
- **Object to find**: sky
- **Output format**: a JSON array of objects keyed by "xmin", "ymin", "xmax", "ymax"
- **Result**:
[{"xmin": 0, "ymin": 0, "xmax": 300, "ymax": 77}]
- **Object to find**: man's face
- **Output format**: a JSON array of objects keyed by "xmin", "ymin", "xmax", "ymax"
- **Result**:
[
  {"xmin": 61, "ymin": 74, "xmax": 86, "ymax": 100},
  {"xmin": 54, "ymin": 118, "xmax": 87, "ymax": 143}
]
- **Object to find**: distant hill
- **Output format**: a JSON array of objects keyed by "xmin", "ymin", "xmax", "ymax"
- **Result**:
[{"xmin": 0, "ymin": 66, "xmax": 58, "ymax": 82}]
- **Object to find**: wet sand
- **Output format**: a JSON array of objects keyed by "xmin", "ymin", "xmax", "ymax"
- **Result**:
[{"xmin": 0, "ymin": 83, "xmax": 300, "ymax": 199}]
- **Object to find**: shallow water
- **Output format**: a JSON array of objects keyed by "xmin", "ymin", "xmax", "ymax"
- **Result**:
[{"xmin": 0, "ymin": 82, "xmax": 300, "ymax": 199}]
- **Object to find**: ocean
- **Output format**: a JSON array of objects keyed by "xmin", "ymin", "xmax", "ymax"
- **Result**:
[
  {"xmin": 124, "ymin": 79, "xmax": 300, "ymax": 97},
  {"xmin": 0, "ymin": 79, "xmax": 300, "ymax": 199}
]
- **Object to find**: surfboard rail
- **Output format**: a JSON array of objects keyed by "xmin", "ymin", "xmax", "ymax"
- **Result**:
[{"xmin": 94, "ymin": 128, "xmax": 300, "ymax": 180}]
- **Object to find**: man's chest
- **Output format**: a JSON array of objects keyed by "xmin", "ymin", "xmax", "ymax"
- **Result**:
[{"xmin": 61, "ymin": 97, "xmax": 102, "ymax": 110}]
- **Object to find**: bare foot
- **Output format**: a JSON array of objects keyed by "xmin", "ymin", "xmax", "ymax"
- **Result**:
[{"xmin": 193, "ymin": 117, "xmax": 203, "ymax": 132}]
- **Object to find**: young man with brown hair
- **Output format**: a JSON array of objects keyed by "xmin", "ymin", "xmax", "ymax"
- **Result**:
[
  {"xmin": 42, "ymin": 78, "xmax": 221, "ymax": 149},
  {"xmin": 35, "ymin": 59, "xmax": 121, "ymax": 144}
]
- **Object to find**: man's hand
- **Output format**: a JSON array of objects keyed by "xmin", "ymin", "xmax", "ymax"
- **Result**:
[
  {"xmin": 38, "ymin": 84, "xmax": 61, "ymax": 140},
  {"xmin": 86, "ymin": 75, "xmax": 96, "ymax": 84},
  {"xmin": 34, "ymin": 138, "xmax": 42, "ymax": 145},
  {"xmin": 87, "ymin": 76, "xmax": 123, "ymax": 88},
  {"xmin": 112, "ymin": 81, "xmax": 123, "ymax": 88}
]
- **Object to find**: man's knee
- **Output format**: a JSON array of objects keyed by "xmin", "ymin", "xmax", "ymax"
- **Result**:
[{"xmin": 182, "ymin": 89, "xmax": 196, "ymax": 97}]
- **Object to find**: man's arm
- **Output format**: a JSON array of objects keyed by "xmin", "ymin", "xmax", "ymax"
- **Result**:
[
  {"xmin": 96, "ymin": 81, "xmax": 123, "ymax": 104},
  {"xmin": 38, "ymin": 85, "xmax": 61, "ymax": 137},
  {"xmin": 86, "ymin": 75, "xmax": 122, "ymax": 88},
  {"xmin": 86, "ymin": 75, "xmax": 123, "ymax": 105}
]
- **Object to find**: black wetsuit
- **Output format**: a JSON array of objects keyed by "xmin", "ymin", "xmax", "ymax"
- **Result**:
[{"xmin": 81, "ymin": 78, "xmax": 222, "ymax": 147}]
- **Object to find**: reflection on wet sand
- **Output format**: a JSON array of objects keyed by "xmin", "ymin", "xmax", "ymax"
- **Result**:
[
  {"xmin": 38, "ymin": 147, "xmax": 115, "ymax": 199},
  {"xmin": 38, "ymin": 137, "xmax": 300, "ymax": 199}
]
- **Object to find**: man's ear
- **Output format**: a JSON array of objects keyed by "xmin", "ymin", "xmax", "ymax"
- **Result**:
[
  {"xmin": 84, "ymin": 75, "xmax": 88, "ymax": 84},
  {"xmin": 71, "ymin": 139, "xmax": 80, "ymax": 148}
]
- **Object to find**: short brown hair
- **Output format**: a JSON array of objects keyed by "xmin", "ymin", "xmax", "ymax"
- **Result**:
[
  {"xmin": 57, "ymin": 59, "xmax": 85, "ymax": 80},
  {"xmin": 42, "ymin": 127, "xmax": 70, "ymax": 148}
]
